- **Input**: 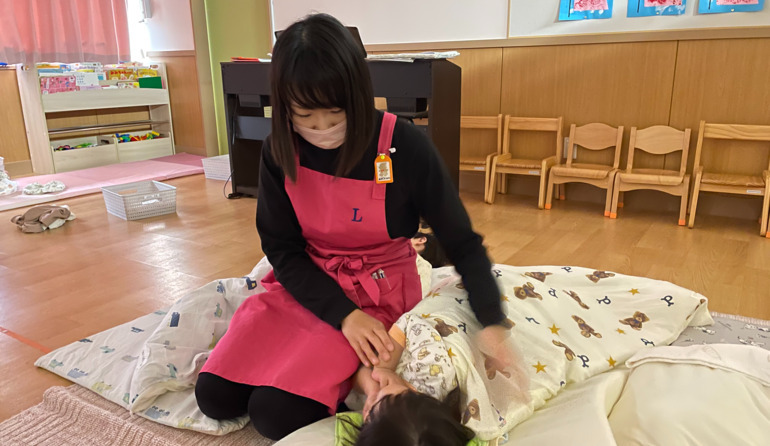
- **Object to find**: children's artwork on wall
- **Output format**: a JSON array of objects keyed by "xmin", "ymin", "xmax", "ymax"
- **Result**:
[
  {"xmin": 559, "ymin": 0, "xmax": 615, "ymax": 20},
  {"xmin": 628, "ymin": 0, "xmax": 687, "ymax": 16},
  {"xmin": 575, "ymin": 0, "xmax": 610, "ymax": 10},
  {"xmin": 698, "ymin": 0, "xmax": 764, "ymax": 13}
]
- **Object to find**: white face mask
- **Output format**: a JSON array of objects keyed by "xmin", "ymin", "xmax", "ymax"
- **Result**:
[{"xmin": 293, "ymin": 119, "xmax": 347, "ymax": 150}]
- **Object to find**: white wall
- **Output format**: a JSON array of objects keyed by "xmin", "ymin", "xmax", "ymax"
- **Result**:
[
  {"xmin": 271, "ymin": 0, "xmax": 769, "ymax": 46},
  {"xmin": 271, "ymin": 0, "xmax": 509, "ymax": 44},
  {"xmin": 127, "ymin": 0, "xmax": 195, "ymax": 59}
]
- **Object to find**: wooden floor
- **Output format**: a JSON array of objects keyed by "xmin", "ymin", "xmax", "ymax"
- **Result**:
[{"xmin": 1, "ymin": 173, "xmax": 768, "ymax": 422}]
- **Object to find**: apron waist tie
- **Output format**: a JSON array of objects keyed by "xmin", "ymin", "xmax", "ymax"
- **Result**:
[
  {"xmin": 324, "ymin": 255, "xmax": 381, "ymax": 307},
  {"xmin": 320, "ymin": 241, "xmax": 414, "ymax": 308}
]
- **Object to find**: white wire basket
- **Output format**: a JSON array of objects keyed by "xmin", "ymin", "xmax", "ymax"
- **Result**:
[
  {"xmin": 102, "ymin": 180, "xmax": 177, "ymax": 220},
  {"xmin": 202, "ymin": 154, "xmax": 231, "ymax": 181}
]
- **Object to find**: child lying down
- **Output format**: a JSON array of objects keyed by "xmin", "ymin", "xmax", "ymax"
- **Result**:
[
  {"xmin": 334, "ymin": 265, "xmax": 711, "ymax": 445},
  {"xmin": 343, "ymin": 311, "xmax": 531, "ymax": 446}
]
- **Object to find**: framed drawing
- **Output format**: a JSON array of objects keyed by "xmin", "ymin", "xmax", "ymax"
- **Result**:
[
  {"xmin": 628, "ymin": 0, "xmax": 687, "ymax": 16},
  {"xmin": 699, "ymin": 0, "xmax": 765, "ymax": 14},
  {"xmin": 559, "ymin": 0, "xmax": 615, "ymax": 20}
]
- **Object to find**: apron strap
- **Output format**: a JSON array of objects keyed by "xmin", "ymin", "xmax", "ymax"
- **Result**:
[
  {"xmin": 372, "ymin": 113, "xmax": 397, "ymax": 200},
  {"xmin": 377, "ymin": 112, "xmax": 397, "ymax": 155}
]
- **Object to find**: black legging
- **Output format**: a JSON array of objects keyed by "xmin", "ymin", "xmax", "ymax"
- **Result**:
[{"xmin": 195, "ymin": 372, "xmax": 330, "ymax": 440}]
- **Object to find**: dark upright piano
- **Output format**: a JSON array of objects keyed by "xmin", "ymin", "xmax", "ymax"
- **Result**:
[{"xmin": 221, "ymin": 59, "xmax": 461, "ymax": 197}]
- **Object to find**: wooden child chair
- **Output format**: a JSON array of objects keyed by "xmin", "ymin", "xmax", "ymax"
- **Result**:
[
  {"xmin": 458, "ymin": 114, "xmax": 504, "ymax": 202},
  {"xmin": 610, "ymin": 125, "xmax": 692, "ymax": 225},
  {"xmin": 688, "ymin": 121, "xmax": 770, "ymax": 237},
  {"xmin": 545, "ymin": 122, "xmax": 623, "ymax": 216},
  {"xmin": 486, "ymin": 116, "xmax": 563, "ymax": 208}
]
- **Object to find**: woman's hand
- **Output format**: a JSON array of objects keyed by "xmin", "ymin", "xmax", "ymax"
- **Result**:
[
  {"xmin": 475, "ymin": 325, "xmax": 531, "ymax": 404},
  {"xmin": 362, "ymin": 367, "xmax": 410, "ymax": 420},
  {"xmin": 341, "ymin": 309, "xmax": 394, "ymax": 367},
  {"xmin": 352, "ymin": 366, "xmax": 380, "ymax": 397},
  {"xmin": 370, "ymin": 366, "xmax": 405, "ymax": 389},
  {"xmin": 475, "ymin": 325, "xmax": 514, "ymax": 366}
]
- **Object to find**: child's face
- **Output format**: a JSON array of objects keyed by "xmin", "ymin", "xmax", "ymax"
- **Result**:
[
  {"xmin": 290, "ymin": 104, "xmax": 346, "ymax": 130},
  {"xmin": 363, "ymin": 367, "xmax": 411, "ymax": 421}
]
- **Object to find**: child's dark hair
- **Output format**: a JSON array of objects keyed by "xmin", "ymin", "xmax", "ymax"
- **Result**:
[
  {"xmin": 347, "ymin": 388, "xmax": 474, "ymax": 446},
  {"xmin": 270, "ymin": 13, "xmax": 375, "ymax": 182},
  {"xmin": 414, "ymin": 232, "xmax": 450, "ymax": 268}
]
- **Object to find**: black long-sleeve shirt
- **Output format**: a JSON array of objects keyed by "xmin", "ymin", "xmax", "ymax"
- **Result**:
[{"xmin": 256, "ymin": 111, "xmax": 504, "ymax": 329}]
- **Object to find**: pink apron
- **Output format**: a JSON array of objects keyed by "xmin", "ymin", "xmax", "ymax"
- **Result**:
[{"xmin": 201, "ymin": 112, "xmax": 422, "ymax": 412}]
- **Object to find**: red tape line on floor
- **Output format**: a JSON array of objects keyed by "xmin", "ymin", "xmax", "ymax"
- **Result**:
[{"xmin": 0, "ymin": 326, "xmax": 52, "ymax": 353}]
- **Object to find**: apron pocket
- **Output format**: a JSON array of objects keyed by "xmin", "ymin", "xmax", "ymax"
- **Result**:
[{"xmin": 375, "ymin": 272, "xmax": 403, "ymax": 305}]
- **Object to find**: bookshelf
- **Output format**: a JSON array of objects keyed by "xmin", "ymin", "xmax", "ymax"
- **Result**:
[{"xmin": 16, "ymin": 64, "xmax": 175, "ymax": 174}]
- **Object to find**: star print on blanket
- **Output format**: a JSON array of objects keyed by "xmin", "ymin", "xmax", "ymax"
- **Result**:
[{"xmin": 413, "ymin": 265, "xmax": 712, "ymax": 441}]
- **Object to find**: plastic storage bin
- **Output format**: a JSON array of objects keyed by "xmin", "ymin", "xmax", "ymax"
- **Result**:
[
  {"xmin": 202, "ymin": 154, "xmax": 231, "ymax": 180},
  {"xmin": 102, "ymin": 180, "xmax": 176, "ymax": 220}
]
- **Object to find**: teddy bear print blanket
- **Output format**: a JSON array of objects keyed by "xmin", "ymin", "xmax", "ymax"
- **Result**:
[{"xmin": 409, "ymin": 264, "xmax": 711, "ymax": 440}]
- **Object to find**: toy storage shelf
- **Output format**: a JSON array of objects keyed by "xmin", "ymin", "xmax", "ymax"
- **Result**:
[
  {"xmin": 41, "ymin": 88, "xmax": 170, "ymax": 113},
  {"xmin": 17, "ymin": 63, "xmax": 176, "ymax": 174},
  {"xmin": 53, "ymin": 144, "xmax": 118, "ymax": 173}
]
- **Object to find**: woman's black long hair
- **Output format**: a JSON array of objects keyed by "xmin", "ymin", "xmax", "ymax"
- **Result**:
[{"xmin": 270, "ymin": 13, "xmax": 375, "ymax": 182}]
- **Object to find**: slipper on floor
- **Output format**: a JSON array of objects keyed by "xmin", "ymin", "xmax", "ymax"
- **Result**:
[
  {"xmin": 23, "ymin": 180, "xmax": 66, "ymax": 195},
  {"xmin": 11, "ymin": 204, "xmax": 76, "ymax": 233}
]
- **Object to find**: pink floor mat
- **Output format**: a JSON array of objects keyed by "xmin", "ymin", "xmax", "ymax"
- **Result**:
[{"xmin": 0, "ymin": 153, "xmax": 204, "ymax": 212}]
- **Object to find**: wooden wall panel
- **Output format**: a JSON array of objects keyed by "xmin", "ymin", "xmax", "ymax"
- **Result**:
[
  {"xmin": 0, "ymin": 70, "xmax": 30, "ymax": 163},
  {"xmin": 670, "ymin": 38, "xmax": 770, "ymax": 175},
  {"xmin": 453, "ymin": 48, "xmax": 503, "ymax": 161},
  {"xmin": 500, "ymin": 41, "xmax": 678, "ymax": 169},
  {"xmin": 453, "ymin": 48, "xmax": 503, "ymax": 116},
  {"xmin": 150, "ymin": 54, "xmax": 207, "ymax": 156}
]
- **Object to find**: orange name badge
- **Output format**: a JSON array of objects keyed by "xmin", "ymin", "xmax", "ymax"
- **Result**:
[{"xmin": 375, "ymin": 154, "xmax": 393, "ymax": 184}]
